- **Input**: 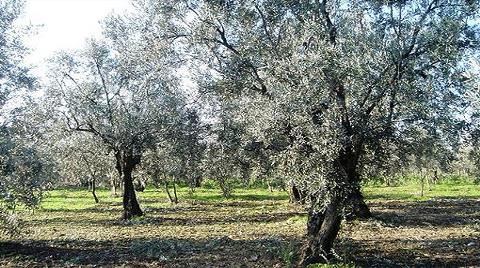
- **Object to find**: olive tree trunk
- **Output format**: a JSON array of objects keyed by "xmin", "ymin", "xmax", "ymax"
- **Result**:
[
  {"xmin": 164, "ymin": 177, "xmax": 178, "ymax": 204},
  {"xmin": 299, "ymin": 149, "xmax": 368, "ymax": 266},
  {"xmin": 346, "ymin": 186, "xmax": 371, "ymax": 220},
  {"xmin": 115, "ymin": 151, "xmax": 143, "ymax": 220},
  {"xmin": 91, "ymin": 176, "xmax": 99, "ymax": 203},
  {"xmin": 298, "ymin": 195, "xmax": 343, "ymax": 266}
]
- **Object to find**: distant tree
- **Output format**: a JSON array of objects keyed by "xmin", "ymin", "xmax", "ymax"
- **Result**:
[
  {"xmin": 467, "ymin": 58, "xmax": 480, "ymax": 183},
  {"xmin": 203, "ymin": 110, "xmax": 246, "ymax": 198},
  {"xmin": 138, "ymin": 107, "xmax": 205, "ymax": 202},
  {"xmin": 140, "ymin": 145, "xmax": 180, "ymax": 203},
  {"xmin": 55, "ymin": 133, "xmax": 114, "ymax": 203},
  {"xmin": 171, "ymin": 108, "xmax": 207, "ymax": 191},
  {"xmin": 45, "ymin": 13, "xmax": 183, "ymax": 219}
]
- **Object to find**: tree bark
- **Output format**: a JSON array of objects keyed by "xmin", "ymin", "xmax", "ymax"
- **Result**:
[
  {"xmin": 346, "ymin": 187, "xmax": 371, "ymax": 220},
  {"xmin": 298, "ymin": 196, "xmax": 343, "ymax": 267},
  {"xmin": 116, "ymin": 151, "xmax": 143, "ymax": 220},
  {"xmin": 91, "ymin": 177, "xmax": 99, "ymax": 203},
  {"xmin": 299, "ymin": 147, "xmax": 369, "ymax": 265},
  {"xmin": 172, "ymin": 175, "xmax": 178, "ymax": 203}
]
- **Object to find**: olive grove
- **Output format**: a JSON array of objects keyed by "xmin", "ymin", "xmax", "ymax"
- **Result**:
[
  {"xmin": 1, "ymin": 0, "xmax": 480, "ymax": 266},
  {"xmin": 140, "ymin": 0, "xmax": 479, "ymax": 265}
]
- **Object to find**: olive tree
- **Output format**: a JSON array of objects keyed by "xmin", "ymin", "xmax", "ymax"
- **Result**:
[
  {"xmin": 54, "ymin": 132, "xmax": 115, "ymax": 203},
  {"xmin": 149, "ymin": 0, "xmax": 478, "ymax": 265},
  {"xmin": 138, "ymin": 107, "xmax": 205, "ymax": 202},
  {"xmin": 0, "ymin": 0, "xmax": 51, "ymax": 234},
  {"xmin": 45, "ymin": 11, "xmax": 183, "ymax": 219},
  {"xmin": 203, "ymin": 110, "xmax": 246, "ymax": 197},
  {"xmin": 467, "ymin": 58, "xmax": 480, "ymax": 181}
]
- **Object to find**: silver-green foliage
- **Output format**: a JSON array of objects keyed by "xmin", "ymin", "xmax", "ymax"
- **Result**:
[
  {"xmin": 0, "ymin": 0, "xmax": 52, "ymax": 235},
  {"xmin": 162, "ymin": 0, "xmax": 479, "ymax": 208}
]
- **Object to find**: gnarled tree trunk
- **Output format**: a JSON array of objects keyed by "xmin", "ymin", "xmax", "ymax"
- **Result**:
[
  {"xmin": 115, "ymin": 150, "xmax": 143, "ymax": 220},
  {"xmin": 347, "ymin": 186, "xmax": 371, "ymax": 219},
  {"xmin": 298, "ymin": 195, "xmax": 343, "ymax": 267},
  {"xmin": 299, "ymin": 147, "xmax": 368, "ymax": 266}
]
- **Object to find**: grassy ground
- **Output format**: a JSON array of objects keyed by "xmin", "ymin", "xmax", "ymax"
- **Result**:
[{"xmin": 0, "ymin": 181, "xmax": 479, "ymax": 267}]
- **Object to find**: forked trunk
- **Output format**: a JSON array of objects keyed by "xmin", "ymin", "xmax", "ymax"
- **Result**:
[
  {"xmin": 116, "ymin": 151, "xmax": 143, "ymax": 220},
  {"xmin": 341, "ymin": 148, "xmax": 371, "ymax": 220},
  {"xmin": 299, "ymin": 149, "xmax": 368, "ymax": 265},
  {"xmin": 298, "ymin": 196, "xmax": 343, "ymax": 267}
]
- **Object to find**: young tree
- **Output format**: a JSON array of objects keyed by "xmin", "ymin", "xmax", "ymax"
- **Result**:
[{"xmin": 54, "ymin": 132, "xmax": 114, "ymax": 203}]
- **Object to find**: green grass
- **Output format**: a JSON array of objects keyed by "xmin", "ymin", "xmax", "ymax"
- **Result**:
[
  {"xmin": 363, "ymin": 181, "xmax": 480, "ymax": 201},
  {"xmin": 41, "ymin": 179, "xmax": 480, "ymax": 212},
  {"xmin": 41, "ymin": 186, "xmax": 290, "ymax": 211}
]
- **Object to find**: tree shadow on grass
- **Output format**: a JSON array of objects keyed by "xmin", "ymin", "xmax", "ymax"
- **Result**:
[
  {"xmin": 0, "ymin": 236, "xmax": 299, "ymax": 267},
  {"xmin": 180, "ymin": 193, "xmax": 289, "ymax": 202},
  {"xmin": 337, "ymin": 236, "xmax": 480, "ymax": 267},
  {"xmin": 128, "ymin": 210, "xmax": 305, "ymax": 226},
  {"xmin": 366, "ymin": 193, "xmax": 417, "ymax": 200},
  {"xmin": 372, "ymin": 198, "xmax": 480, "ymax": 228},
  {"xmin": 26, "ymin": 209, "xmax": 306, "ymax": 227}
]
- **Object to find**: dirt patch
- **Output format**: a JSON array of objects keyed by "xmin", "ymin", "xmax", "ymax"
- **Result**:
[
  {"xmin": 338, "ymin": 198, "xmax": 480, "ymax": 267},
  {"xmin": 1, "ymin": 198, "xmax": 479, "ymax": 267}
]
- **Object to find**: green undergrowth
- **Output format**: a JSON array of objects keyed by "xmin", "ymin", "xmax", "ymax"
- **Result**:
[
  {"xmin": 40, "ymin": 179, "xmax": 480, "ymax": 212},
  {"xmin": 40, "ymin": 186, "xmax": 291, "ymax": 212},
  {"xmin": 363, "ymin": 180, "xmax": 480, "ymax": 201}
]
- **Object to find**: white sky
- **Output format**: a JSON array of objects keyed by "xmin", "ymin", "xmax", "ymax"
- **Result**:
[{"xmin": 20, "ymin": 0, "xmax": 132, "ymax": 77}]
